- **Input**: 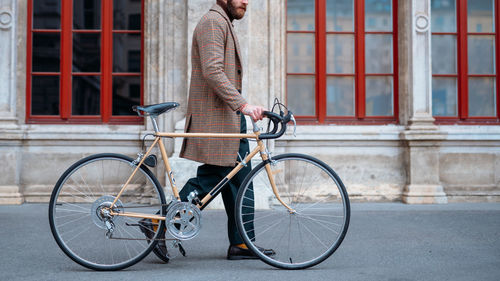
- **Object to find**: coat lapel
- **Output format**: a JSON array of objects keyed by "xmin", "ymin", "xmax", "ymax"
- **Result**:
[{"xmin": 210, "ymin": 4, "xmax": 243, "ymax": 68}]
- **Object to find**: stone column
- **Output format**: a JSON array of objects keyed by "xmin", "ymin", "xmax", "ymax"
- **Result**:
[
  {"xmin": 0, "ymin": 0, "xmax": 18, "ymax": 128},
  {"xmin": 0, "ymin": 0, "xmax": 22, "ymax": 204},
  {"xmin": 399, "ymin": 0, "xmax": 447, "ymax": 204},
  {"xmin": 143, "ymin": 0, "xmax": 188, "ymax": 186}
]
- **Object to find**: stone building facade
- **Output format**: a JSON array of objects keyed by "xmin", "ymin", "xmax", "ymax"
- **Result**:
[{"xmin": 0, "ymin": 0, "xmax": 499, "ymax": 205}]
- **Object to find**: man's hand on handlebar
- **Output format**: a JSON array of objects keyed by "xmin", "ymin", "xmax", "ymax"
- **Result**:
[{"xmin": 240, "ymin": 104, "xmax": 266, "ymax": 121}]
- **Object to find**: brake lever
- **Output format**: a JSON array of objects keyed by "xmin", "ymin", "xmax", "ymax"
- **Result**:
[{"xmin": 250, "ymin": 118, "xmax": 260, "ymax": 133}]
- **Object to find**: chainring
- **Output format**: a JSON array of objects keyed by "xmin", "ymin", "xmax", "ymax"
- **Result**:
[{"xmin": 166, "ymin": 201, "xmax": 201, "ymax": 240}]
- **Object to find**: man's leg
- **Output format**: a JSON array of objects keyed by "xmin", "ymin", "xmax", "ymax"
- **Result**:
[
  {"xmin": 179, "ymin": 161, "xmax": 254, "ymax": 246},
  {"xmin": 179, "ymin": 165, "xmax": 228, "ymax": 202},
  {"xmin": 222, "ymin": 113, "xmax": 255, "ymax": 246}
]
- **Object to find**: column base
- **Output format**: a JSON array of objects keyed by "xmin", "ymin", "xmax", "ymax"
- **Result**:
[
  {"xmin": 402, "ymin": 184, "xmax": 448, "ymax": 204},
  {"xmin": 0, "ymin": 185, "xmax": 24, "ymax": 205}
]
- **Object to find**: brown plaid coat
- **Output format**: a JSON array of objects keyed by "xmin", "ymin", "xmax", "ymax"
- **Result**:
[{"xmin": 180, "ymin": 4, "xmax": 247, "ymax": 167}]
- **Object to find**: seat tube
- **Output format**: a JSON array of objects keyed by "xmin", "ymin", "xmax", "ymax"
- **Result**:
[{"xmin": 157, "ymin": 137, "xmax": 181, "ymax": 200}]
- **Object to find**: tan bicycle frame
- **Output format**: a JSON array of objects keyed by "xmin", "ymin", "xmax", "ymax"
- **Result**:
[{"xmin": 109, "ymin": 131, "xmax": 293, "ymax": 220}]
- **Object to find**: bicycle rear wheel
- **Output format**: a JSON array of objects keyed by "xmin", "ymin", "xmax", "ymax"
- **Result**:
[
  {"xmin": 235, "ymin": 153, "xmax": 350, "ymax": 269},
  {"xmin": 48, "ymin": 153, "xmax": 167, "ymax": 271}
]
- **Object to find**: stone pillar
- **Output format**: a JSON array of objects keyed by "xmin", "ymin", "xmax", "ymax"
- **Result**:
[
  {"xmin": 0, "ymin": 0, "xmax": 22, "ymax": 204},
  {"xmin": 0, "ymin": 0, "xmax": 18, "ymax": 128},
  {"xmin": 402, "ymin": 131, "xmax": 447, "ymax": 204},
  {"xmin": 399, "ymin": 0, "xmax": 447, "ymax": 204},
  {"xmin": 143, "ymin": 0, "xmax": 188, "ymax": 186}
]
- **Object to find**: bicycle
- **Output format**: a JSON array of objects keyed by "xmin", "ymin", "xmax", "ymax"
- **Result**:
[{"xmin": 48, "ymin": 100, "xmax": 350, "ymax": 270}]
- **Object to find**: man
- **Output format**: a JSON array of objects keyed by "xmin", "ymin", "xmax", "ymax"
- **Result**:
[
  {"xmin": 180, "ymin": 0, "xmax": 268, "ymax": 260},
  {"xmin": 141, "ymin": 0, "xmax": 264, "ymax": 261}
]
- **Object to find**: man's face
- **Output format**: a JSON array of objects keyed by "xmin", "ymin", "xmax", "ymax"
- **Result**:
[{"xmin": 227, "ymin": 0, "xmax": 248, "ymax": 20}]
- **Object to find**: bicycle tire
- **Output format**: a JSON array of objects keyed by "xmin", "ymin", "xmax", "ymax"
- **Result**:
[
  {"xmin": 48, "ymin": 153, "xmax": 167, "ymax": 271},
  {"xmin": 235, "ymin": 153, "xmax": 350, "ymax": 269}
]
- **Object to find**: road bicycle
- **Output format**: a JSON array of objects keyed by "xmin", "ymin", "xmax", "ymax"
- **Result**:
[{"xmin": 48, "ymin": 101, "xmax": 350, "ymax": 270}]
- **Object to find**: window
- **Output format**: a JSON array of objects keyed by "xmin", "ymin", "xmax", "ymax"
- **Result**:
[
  {"xmin": 27, "ymin": 0, "xmax": 144, "ymax": 124},
  {"xmin": 431, "ymin": 0, "xmax": 500, "ymax": 123},
  {"xmin": 286, "ymin": 0, "xmax": 398, "ymax": 124}
]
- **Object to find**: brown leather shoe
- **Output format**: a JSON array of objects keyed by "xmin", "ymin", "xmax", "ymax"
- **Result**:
[{"xmin": 226, "ymin": 245, "xmax": 275, "ymax": 260}]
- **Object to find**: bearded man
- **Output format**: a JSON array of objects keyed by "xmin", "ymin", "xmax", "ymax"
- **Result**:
[{"xmin": 179, "ymin": 0, "xmax": 276, "ymax": 260}]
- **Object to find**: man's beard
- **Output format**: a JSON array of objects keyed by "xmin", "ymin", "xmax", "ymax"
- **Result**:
[{"xmin": 227, "ymin": 0, "xmax": 246, "ymax": 20}]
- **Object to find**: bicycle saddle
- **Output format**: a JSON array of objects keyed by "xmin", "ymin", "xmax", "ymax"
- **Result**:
[{"xmin": 133, "ymin": 102, "xmax": 180, "ymax": 116}]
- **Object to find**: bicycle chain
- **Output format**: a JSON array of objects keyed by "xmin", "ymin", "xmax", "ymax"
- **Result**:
[
  {"xmin": 108, "ymin": 236, "xmax": 179, "ymax": 242},
  {"xmin": 108, "ymin": 235, "xmax": 187, "ymax": 257}
]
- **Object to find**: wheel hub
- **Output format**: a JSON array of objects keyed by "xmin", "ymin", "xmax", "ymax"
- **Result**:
[{"xmin": 91, "ymin": 195, "xmax": 124, "ymax": 229}]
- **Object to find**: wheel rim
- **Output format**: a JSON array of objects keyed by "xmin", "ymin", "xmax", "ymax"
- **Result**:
[
  {"xmin": 237, "ymin": 156, "xmax": 349, "ymax": 268},
  {"xmin": 50, "ymin": 156, "xmax": 164, "ymax": 269}
]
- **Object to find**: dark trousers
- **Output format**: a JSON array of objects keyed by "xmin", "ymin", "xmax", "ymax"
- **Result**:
[{"xmin": 179, "ymin": 114, "xmax": 254, "ymax": 245}]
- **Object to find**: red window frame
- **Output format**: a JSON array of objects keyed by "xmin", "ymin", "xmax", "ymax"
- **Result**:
[
  {"xmin": 432, "ymin": 0, "xmax": 500, "ymax": 124},
  {"xmin": 26, "ymin": 0, "xmax": 144, "ymax": 124},
  {"xmin": 286, "ymin": 0, "xmax": 399, "ymax": 125}
]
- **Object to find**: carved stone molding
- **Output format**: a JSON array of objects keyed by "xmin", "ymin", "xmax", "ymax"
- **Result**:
[
  {"xmin": 0, "ymin": 10, "xmax": 12, "ymax": 29},
  {"xmin": 415, "ymin": 14, "xmax": 429, "ymax": 33}
]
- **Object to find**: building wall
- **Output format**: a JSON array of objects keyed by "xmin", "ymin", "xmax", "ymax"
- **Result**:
[{"xmin": 0, "ymin": 0, "xmax": 499, "ymax": 205}]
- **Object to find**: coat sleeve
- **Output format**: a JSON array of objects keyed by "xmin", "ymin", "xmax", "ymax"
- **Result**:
[{"xmin": 195, "ymin": 16, "xmax": 247, "ymax": 111}]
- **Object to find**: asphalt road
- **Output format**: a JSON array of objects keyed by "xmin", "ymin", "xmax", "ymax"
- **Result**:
[{"xmin": 1, "ymin": 203, "xmax": 499, "ymax": 281}]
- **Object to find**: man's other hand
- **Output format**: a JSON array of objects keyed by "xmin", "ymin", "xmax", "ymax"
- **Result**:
[{"xmin": 241, "ymin": 104, "xmax": 265, "ymax": 121}]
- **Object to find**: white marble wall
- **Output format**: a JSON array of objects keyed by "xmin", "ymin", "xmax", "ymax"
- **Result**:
[{"xmin": 0, "ymin": 0, "xmax": 499, "ymax": 205}]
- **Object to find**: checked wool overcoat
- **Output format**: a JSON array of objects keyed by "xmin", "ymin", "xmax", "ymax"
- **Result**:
[{"xmin": 180, "ymin": 4, "xmax": 248, "ymax": 167}]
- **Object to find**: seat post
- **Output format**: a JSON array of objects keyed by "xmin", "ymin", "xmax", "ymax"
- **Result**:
[{"xmin": 150, "ymin": 116, "xmax": 160, "ymax": 133}]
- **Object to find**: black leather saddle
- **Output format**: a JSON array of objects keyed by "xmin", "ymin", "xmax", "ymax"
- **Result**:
[{"xmin": 132, "ymin": 102, "xmax": 180, "ymax": 116}]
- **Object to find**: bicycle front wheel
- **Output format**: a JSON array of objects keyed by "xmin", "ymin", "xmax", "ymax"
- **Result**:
[
  {"xmin": 48, "ymin": 153, "xmax": 167, "ymax": 271},
  {"xmin": 235, "ymin": 153, "xmax": 350, "ymax": 269}
]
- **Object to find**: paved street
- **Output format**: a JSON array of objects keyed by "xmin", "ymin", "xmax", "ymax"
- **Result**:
[{"xmin": 1, "ymin": 203, "xmax": 499, "ymax": 281}]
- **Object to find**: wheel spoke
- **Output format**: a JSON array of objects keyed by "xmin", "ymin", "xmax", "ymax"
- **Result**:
[
  {"xmin": 59, "ymin": 220, "xmax": 92, "ymax": 239},
  {"xmin": 117, "ymin": 227, "xmax": 133, "ymax": 260},
  {"xmin": 63, "ymin": 222, "xmax": 91, "ymax": 244},
  {"xmin": 255, "ymin": 216, "xmax": 287, "ymax": 237},
  {"xmin": 62, "ymin": 183, "xmax": 95, "ymax": 202},
  {"xmin": 296, "ymin": 214, "xmax": 341, "ymax": 234},
  {"xmin": 56, "ymin": 201, "xmax": 90, "ymax": 212},
  {"xmin": 294, "ymin": 195, "xmax": 336, "ymax": 213},
  {"xmin": 242, "ymin": 211, "xmax": 279, "ymax": 225},
  {"xmin": 56, "ymin": 208, "xmax": 89, "ymax": 214},
  {"xmin": 299, "ymin": 213, "xmax": 344, "ymax": 218},
  {"xmin": 297, "ymin": 217, "xmax": 329, "ymax": 250},
  {"xmin": 76, "ymin": 169, "xmax": 97, "ymax": 201},
  {"xmin": 56, "ymin": 213, "xmax": 91, "ymax": 228}
]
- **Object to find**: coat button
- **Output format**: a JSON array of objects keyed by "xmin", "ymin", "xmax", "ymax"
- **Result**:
[
  {"xmin": 236, "ymin": 111, "xmax": 241, "ymax": 115},
  {"xmin": 237, "ymin": 70, "xmax": 241, "ymax": 75}
]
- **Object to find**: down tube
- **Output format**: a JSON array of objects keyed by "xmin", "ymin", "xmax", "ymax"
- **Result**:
[{"xmin": 198, "ymin": 145, "xmax": 262, "ymax": 210}]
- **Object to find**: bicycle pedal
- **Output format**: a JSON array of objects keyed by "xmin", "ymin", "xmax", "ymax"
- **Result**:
[{"xmin": 178, "ymin": 243, "xmax": 186, "ymax": 257}]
